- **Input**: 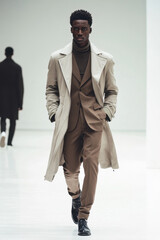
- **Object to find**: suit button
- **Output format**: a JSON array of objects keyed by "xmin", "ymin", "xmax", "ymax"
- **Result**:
[{"xmin": 77, "ymin": 102, "xmax": 82, "ymax": 107}]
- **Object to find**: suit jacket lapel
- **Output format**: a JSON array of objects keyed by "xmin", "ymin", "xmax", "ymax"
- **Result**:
[
  {"xmin": 80, "ymin": 54, "xmax": 91, "ymax": 87},
  {"xmin": 72, "ymin": 54, "xmax": 81, "ymax": 83},
  {"xmin": 72, "ymin": 52, "xmax": 91, "ymax": 86}
]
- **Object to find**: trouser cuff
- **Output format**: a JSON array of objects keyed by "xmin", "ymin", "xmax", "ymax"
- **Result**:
[{"xmin": 78, "ymin": 211, "xmax": 89, "ymax": 220}]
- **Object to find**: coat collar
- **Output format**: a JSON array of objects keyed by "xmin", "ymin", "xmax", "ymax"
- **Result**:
[
  {"xmin": 59, "ymin": 41, "xmax": 106, "ymax": 56},
  {"xmin": 59, "ymin": 42, "xmax": 72, "ymax": 55}
]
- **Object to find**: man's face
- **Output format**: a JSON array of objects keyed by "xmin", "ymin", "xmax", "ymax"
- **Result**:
[{"xmin": 71, "ymin": 20, "xmax": 92, "ymax": 47}]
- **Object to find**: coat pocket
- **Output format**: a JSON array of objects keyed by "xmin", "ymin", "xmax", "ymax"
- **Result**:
[
  {"xmin": 93, "ymin": 103, "xmax": 106, "ymax": 120},
  {"xmin": 55, "ymin": 104, "xmax": 63, "ymax": 122},
  {"xmin": 98, "ymin": 111, "xmax": 106, "ymax": 120}
]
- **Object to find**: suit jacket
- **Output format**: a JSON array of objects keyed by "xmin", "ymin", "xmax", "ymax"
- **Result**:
[
  {"xmin": 0, "ymin": 58, "xmax": 24, "ymax": 120},
  {"xmin": 45, "ymin": 42, "xmax": 119, "ymax": 182},
  {"xmin": 67, "ymin": 53, "xmax": 106, "ymax": 132}
]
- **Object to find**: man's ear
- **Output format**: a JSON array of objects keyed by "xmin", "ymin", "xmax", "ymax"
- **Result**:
[
  {"xmin": 90, "ymin": 27, "xmax": 92, "ymax": 33},
  {"xmin": 71, "ymin": 27, "xmax": 73, "ymax": 33}
]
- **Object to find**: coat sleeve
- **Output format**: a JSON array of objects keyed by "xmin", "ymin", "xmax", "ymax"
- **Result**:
[
  {"xmin": 103, "ymin": 59, "xmax": 118, "ymax": 121},
  {"xmin": 17, "ymin": 66, "xmax": 24, "ymax": 110},
  {"xmin": 46, "ymin": 56, "xmax": 60, "ymax": 121}
]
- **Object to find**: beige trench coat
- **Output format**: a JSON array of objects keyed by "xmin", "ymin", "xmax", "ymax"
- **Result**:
[{"xmin": 45, "ymin": 42, "xmax": 119, "ymax": 182}]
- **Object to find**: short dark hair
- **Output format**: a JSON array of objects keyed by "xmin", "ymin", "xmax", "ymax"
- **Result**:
[
  {"xmin": 5, "ymin": 47, "xmax": 14, "ymax": 57},
  {"xmin": 70, "ymin": 10, "xmax": 92, "ymax": 26}
]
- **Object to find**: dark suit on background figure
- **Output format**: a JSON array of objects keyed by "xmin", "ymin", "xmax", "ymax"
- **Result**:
[{"xmin": 0, "ymin": 47, "xmax": 24, "ymax": 147}]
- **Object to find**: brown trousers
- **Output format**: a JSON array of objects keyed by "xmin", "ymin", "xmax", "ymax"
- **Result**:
[{"xmin": 63, "ymin": 108, "xmax": 103, "ymax": 220}]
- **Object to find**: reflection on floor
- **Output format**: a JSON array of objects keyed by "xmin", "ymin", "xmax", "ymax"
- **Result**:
[{"xmin": 0, "ymin": 131, "xmax": 159, "ymax": 240}]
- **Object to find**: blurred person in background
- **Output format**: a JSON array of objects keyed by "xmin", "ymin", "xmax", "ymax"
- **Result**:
[{"xmin": 0, "ymin": 47, "xmax": 24, "ymax": 147}]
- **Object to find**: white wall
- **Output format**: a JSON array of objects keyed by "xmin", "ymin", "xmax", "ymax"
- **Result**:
[
  {"xmin": 146, "ymin": 0, "xmax": 160, "ymax": 168},
  {"xmin": 0, "ymin": 0, "xmax": 146, "ymax": 131}
]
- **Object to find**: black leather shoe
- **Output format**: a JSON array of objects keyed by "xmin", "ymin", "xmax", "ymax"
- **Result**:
[
  {"xmin": 78, "ymin": 219, "xmax": 91, "ymax": 236},
  {"xmin": 71, "ymin": 196, "xmax": 81, "ymax": 224}
]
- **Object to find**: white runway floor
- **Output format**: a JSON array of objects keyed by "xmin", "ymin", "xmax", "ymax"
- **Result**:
[{"xmin": 0, "ymin": 130, "xmax": 159, "ymax": 240}]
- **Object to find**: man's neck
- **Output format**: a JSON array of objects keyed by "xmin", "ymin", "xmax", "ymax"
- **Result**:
[{"xmin": 73, "ymin": 40, "xmax": 90, "ymax": 53}]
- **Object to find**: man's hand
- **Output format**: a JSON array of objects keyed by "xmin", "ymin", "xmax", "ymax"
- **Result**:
[
  {"xmin": 50, "ymin": 115, "xmax": 55, "ymax": 122},
  {"xmin": 106, "ymin": 114, "xmax": 111, "ymax": 122}
]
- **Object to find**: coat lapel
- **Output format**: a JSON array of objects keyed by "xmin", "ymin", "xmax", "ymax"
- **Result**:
[
  {"xmin": 91, "ymin": 43, "xmax": 107, "ymax": 83},
  {"xmin": 58, "ymin": 43, "xmax": 72, "ymax": 93},
  {"xmin": 90, "ymin": 43, "xmax": 108, "ymax": 106}
]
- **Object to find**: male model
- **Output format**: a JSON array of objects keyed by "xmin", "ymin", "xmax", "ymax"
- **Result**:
[
  {"xmin": 0, "ymin": 47, "xmax": 24, "ymax": 147},
  {"xmin": 45, "ymin": 10, "xmax": 119, "ymax": 236}
]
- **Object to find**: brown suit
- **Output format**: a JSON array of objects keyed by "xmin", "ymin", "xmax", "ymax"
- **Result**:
[
  {"xmin": 67, "ymin": 54, "xmax": 106, "ymax": 132},
  {"xmin": 63, "ymin": 53, "xmax": 106, "ymax": 220}
]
